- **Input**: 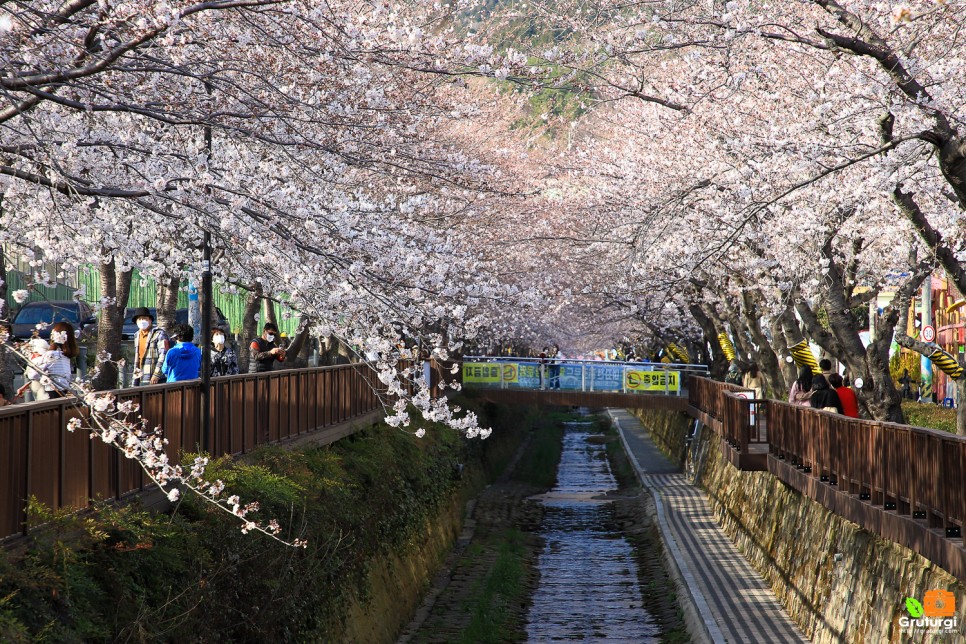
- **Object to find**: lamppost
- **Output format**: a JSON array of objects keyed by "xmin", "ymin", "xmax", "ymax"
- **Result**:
[
  {"xmin": 200, "ymin": 80, "xmax": 214, "ymax": 453},
  {"xmin": 201, "ymin": 231, "xmax": 212, "ymax": 453}
]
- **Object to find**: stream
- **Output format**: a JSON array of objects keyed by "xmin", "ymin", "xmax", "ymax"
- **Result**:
[{"xmin": 525, "ymin": 421, "xmax": 662, "ymax": 641}]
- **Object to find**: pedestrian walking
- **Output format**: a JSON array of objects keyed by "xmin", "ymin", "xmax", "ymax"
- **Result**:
[
  {"xmin": 131, "ymin": 307, "xmax": 169, "ymax": 386},
  {"xmin": 742, "ymin": 363, "xmax": 764, "ymax": 399},
  {"xmin": 899, "ymin": 369, "xmax": 913, "ymax": 400},
  {"xmin": 788, "ymin": 367, "xmax": 814, "ymax": 406},
  {"xmin": 161, "ymin": 323, "xmax": 202, "ymax": 382},
  {"xmin": 549, "ymin": 344, "xmax": 563, "ymax": 389},
  {"xmin": 210, "ymin": 327, "xmax": 239, "ymax": 377},
  {"xmin": 25, "ymin": 322, "xmax": 76, "ymax": 398}
]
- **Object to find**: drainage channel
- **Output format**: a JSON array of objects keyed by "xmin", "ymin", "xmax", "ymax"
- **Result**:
[{"xmin": 525, "ymin": 421, "xmax": 661, "ymax": 642}]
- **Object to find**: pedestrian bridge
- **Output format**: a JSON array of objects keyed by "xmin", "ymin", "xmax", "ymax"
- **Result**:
[{"xmin": 459, "ymin": 357, "xmax": 708, "ymax": 411}]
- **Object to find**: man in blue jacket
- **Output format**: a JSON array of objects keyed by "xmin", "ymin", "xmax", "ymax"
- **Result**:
[{"xmin": 161, "ymin": 323, "xmax": 202, "ymax": 382}]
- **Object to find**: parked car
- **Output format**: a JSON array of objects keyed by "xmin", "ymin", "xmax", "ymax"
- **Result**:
[
  {"xmin": 121, "ymin": 306, "xmax": 230, "ymax": 340},
  {"xmin": 11, "ymin": 301, "xmax": 97, "ymax": 340}
]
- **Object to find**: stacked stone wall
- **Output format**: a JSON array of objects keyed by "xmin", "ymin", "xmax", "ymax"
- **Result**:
[{"xmin": 637, "ymin": 409, "xmax": 966, "ymax": 643}]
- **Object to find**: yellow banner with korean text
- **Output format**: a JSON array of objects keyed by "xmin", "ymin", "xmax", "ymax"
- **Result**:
[
  {"xmin": 462, "ymin": 362, "xmax": 519, "ymax": 384},
  {"xmin": 625, "ymin": 369, "xmax": 680, "ymax": 392}
]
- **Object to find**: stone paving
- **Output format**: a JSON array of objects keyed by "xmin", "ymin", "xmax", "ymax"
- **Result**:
[{"xmin": 609, "ymin": 409, "xmax": 810, "ymax": 644}]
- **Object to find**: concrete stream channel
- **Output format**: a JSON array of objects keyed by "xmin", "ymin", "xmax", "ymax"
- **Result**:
[
  {"xmin": 399, "ymin": 414, "xmax": 670, "ymax": 642},
  {"xmin": 525, "ymin": 420, "xmax": 661, "ymax": 641}
]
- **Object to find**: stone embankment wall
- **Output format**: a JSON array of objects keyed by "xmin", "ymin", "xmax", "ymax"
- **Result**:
[
  {"xmin": 341, "ymin": 497, "xmax": 464, "ymax": 642},
  {"xmin": 634, "ymin": 409, "xmax": 966, "ymax": 644}
]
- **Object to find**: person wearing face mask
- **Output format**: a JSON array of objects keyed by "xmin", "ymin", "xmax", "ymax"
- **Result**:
[
  {"xmin": 25, "ymin": 322, "xmax": 77, "ymax": 398},
  {"xmin": 130, "ymin": 307, "xmax": 170, "ymax": 386},
  {"xmin": 210, "ymin": 327, "xmax": 239, "ymax": 376},
  {"xmin": 250, "ymin": 323, "xmax": 285, "ymax": 373}
]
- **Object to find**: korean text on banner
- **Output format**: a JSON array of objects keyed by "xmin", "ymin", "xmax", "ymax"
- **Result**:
[
  {"xmin": 625, "ymin": 369, "xmax": 680, "ymax": 392},
  {"xmin": 462, "ymin": 362, "xmax": 519, "ymax": 384}
]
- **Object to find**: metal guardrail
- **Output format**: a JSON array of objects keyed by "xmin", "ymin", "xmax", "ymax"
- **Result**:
[
  {"xmin": 0, "ymin": 363, "xmax": 387, "ymax": 542},
  {"xmin": 460, "ymin": 357, "xmax": 709, "ymax": 397}
]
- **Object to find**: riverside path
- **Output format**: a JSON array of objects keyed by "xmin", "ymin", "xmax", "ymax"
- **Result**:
[{"xmin": 609, "ymin": 408, "xmax": 808, "ymax": 643}]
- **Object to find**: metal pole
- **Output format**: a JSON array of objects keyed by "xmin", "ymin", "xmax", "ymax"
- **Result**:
[
  {"xmin": 921, "ymin": 275, "xmax": 934, "ymax": 402},
  {"xmin": 200, "ymin": 83, "xmax": 214, "ymax": 453},
  {"xmin": 201, "ymin": 231, "xmax": 212, "ymax": 453}
]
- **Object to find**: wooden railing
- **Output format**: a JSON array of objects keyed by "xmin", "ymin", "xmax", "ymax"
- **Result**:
[
  {"xmin": 767, "ymin": 400, "xmax": 966, "ymax": 539},
  {"xmin": 689, "ymin": 375, "xmax": 966, "ymax": 580},
  {"xmin": 1, "ymin": 363, "xmax": 386, "ymax": 542},
  {"xmin": 722, "ymin": 391, "xmax": 767, "ymax": 453},
  {"xmin": 688, "ymin": 375, "xmax": 748, "ymax": 422}
]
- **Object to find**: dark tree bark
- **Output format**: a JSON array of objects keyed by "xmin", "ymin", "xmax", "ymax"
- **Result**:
[
  {"xmin": 156, "ymin": 274, "xmax": 180, "ymax": 334},
  {"xmin": 689, "ymin": 302, "xmax": 729, "ymax": 379},
  {"xmin": 264, "ymin": 297, "xmax": 278, "ymax": 328},
  {"xmin": 737, "ymin": 290, "xmax": 786, "ymax": 398},
  {"xmin": 237, "ymin": 284, "xmax": 262, "ymax": 374},
  {"xmin": 320, "ymin": 334, "xmax": 353, "ymax": 365},
  {"xmin": 774, "ymin": 306, "xmax": 801, "ymax": 389},
  {"xmin": 0, "ymin": 239, "xmax": 15, "ymax": 401},
  {"xmin": 282, "ymin": 326, "xmax": 311, "ymax": 368},
  {"xmin": 794, "ymin": 237, "xmax": 933, "ymax": 422},
  {"xmin": 92, "ymin": 257, "xmax": 133, "ymax": 391}
]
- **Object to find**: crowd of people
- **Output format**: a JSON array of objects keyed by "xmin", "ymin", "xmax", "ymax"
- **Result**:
[
  {"xmin": 8, "ymin": 308, "xmax": 291, "ymax": 401},
  {"xmin": 732, "ymin": 358, "xmax": 861, "ymax": 419}
]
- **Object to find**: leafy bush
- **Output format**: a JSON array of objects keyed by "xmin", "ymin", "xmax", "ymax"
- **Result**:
[{"xmin": 0, "ymin": 398, "xmax": 535, "ymax": 641}]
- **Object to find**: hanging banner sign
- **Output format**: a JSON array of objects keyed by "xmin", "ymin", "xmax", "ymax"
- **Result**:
[
  {"xmin": 625, "ymin": 370, "xmax": 680, "ymax": 392},
  {"xmin": 463, "ymin": 362, "xmax": 518, "ymax": 384},
  {"xmin": 590, "ymin": 364, "xmax": 625, "ymax": 391},
  {"xmin": 516, "ymin": 363, "xmax": 542, "ymax": 388}
]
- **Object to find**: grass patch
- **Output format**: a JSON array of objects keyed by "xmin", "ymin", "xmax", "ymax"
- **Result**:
[
  {"xmin": 902, "ymin": 401, "xmax": 958, "ymax": 434},
  {"xmin": 458, "ymin": 528, "xmax": 528, "ymax": 644},
  {"xmin": 513, "ymin": 414, "xmax": 565, "ymax": 488}
]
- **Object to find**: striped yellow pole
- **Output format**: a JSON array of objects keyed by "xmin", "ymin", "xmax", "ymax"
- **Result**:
[
  {"xmin": 717, "ymin": 333, "xmax": 736, "ymax": 362},
  {"xmin": 788, "ymin": 339, "xmax": 821, "ymax": 375},
  {"xmin": 668, "ymin": 342, "xmax": 691, "ymax": 363},
  {"xmin": 929, "ymin": 348, "xmax": 963, "ymax": 379}
]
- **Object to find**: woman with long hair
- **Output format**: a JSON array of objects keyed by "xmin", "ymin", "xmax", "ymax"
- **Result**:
[
  {"xmin": 788, "ymin": 366, "xmax": 814, "ymax": 406},
  {"xmin": 809, "ymin": 375, "xmax": 843, "ymax": 414},
  {"xmin": 742, "ymin": 363, "xmax": 764, "ymax": 399}
]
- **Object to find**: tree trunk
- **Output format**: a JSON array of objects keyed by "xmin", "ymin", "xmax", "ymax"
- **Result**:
[
  {"xmin": 283, "ymin": 327, "xmax": 310, "ymax": 368},
  {"xmin": 237, "ymin": 284, "xmax": 262, "ymax": 374},
  {"xmin": 92, "ymin": 258, "xmax": 133, "ymax": 391},
  {"xmin": 738, "ymin": 291, "xmax": 785, "ymax": 399},
  {"xmin": 264, "ymin": 297, "xmax": 278, "ymax": 328},
  {"xmin": 689, "ymin": 303, "xmax": 728, "ymax": 378},
  {"xmin": 156, "ymin": 274, "xmax": 180, "ymax": 334},
  {"xmin": 320, "ymin": 334, "xmax": 353, "ymax": 365},
  {"xmin": 770, "ymin": 315, "xmax": 796, "ymax": 394},
  {"xmin": 0, "ymin": 241, "xmax": 15, "ymax": 402}
]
